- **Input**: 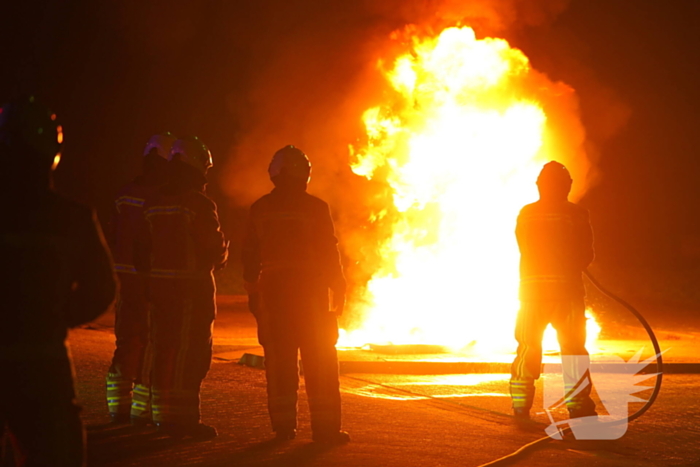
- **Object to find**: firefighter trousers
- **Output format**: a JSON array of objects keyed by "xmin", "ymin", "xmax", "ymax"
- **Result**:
[
  {"xmin": 257, "ymin": 310, "xmax": 341, "ymax": 435},
  {"xmin": 149, "ymin": 277, "xmax": 215, "ymax": 426},
  {"xmin": 510, "ymin": 298, "xmax": 595, "ymax": 412},
  {"xmin": 106, "ymin": 272, "xmax": 152, "ymax": 421},
  {"xmin": 0, "ymin": 355, "xmax": 84, "ymax": 466}
]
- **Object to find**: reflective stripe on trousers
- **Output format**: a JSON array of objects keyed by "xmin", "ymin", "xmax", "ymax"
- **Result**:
[
  {"xmin": 130, "ymin": 383, "xmax": 151, "ymax": 420},
  {"xmin": 510, "ymin": 298, "xmax": 593, "ymax": 411},
  {"xmin": 106, "ymin": 272, "xmax": 150, "ymax": 416},
  {"xmin": 151, "ymin": 388, "xmax": 200, "ymax": 424},
  {"xmin": 106, "ymin": 375, "xmax": 132, "ymax": 416},
  {"xmin": 149, "ymin": 277, "xmax": 214, "ymax": 424},
  {"xmin": 259, "ymin": 310, "xmax": 341, "ymax": 434}
]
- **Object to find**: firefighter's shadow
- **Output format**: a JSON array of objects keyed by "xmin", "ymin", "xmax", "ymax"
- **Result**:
[{"xmin": 85, "ymin": 424, "xmax": 190, "ymax": 465}]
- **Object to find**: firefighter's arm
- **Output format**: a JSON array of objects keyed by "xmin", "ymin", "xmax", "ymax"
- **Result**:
[
  {"xmin": 66, "ymin": 208, "xmax": 118, "ymax": 327},
  {"xmin": 105, "ymin": 198, "xmax": 119, "ymax": 252},
  {"xmin": 241, "ymin": 206, "xmax": 261, "ymax": 285},
  {"xmin": 195, "ymin": 195, "xmax": 229, "ymax": 270},
  {"xmin": 578, "ymin": 209, "xmax": 595, "ymax": 269},
  {"xmin": 318, "ymin": 203, "xmax": 346, "ymax": 314},
  {"xmin": 241, "ymin": 207, "xmax": 261, "ymax": 315},
  {"xmin": 133, "ymin": 203, "xmax": 151, "ymax": 274}
]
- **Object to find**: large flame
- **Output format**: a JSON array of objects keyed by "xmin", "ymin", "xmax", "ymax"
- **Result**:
[{"xmin": 341, "ymin": 26, "xmax": 599, "ymax": 353}]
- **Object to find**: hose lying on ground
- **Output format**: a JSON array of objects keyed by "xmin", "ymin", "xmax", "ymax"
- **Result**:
[
  {"xmin": 583, "ymin": 270, "xmax": 663, "ymax": 422},
  {"xmin": 476, "ymin": 269, "xmax": 664, "ymax": 466}
]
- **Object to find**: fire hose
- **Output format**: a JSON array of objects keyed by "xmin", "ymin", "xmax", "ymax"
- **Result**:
[{"xmin": 476, "ymin": 269, "xmax": 664, "ymax": 466}]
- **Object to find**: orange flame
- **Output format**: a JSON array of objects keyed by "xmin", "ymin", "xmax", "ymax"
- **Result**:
[{"xmin": 341, "ymin": 26, "xmax": 599, "ymax": 353}]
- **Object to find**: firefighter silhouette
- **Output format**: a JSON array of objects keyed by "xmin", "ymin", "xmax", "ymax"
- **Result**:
[
  {"xmin": 0, "ymin": 96, "xmax": 117, "ymax": 466},
  {"xmin": 106, "ymin": 133, "xmax": 176, "ymax": 425},
  {"xmin": 139, "ymin": 136, "xmax": 228, "ymax": 439},
  {"xmin": 242, "ymin": 145, "xmax": 349, "ymax": 444},
  {"xmin": 510, "ymin": 161, "xmax": 598, "ymax": 420}
]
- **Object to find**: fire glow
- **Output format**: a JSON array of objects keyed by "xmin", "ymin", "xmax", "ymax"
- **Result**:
[{"xmin": 340, "ymin": 26, "xmax": 600, "ymax": 353}]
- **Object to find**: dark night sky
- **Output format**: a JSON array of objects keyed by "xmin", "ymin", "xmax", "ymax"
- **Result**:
[
  {"xmin": 548, "ymin": 1, "xmax": 700, "ymax": 268},
  {"xmin": 3, "ymin": 0, "xmax": 699, "ymax": 298}
]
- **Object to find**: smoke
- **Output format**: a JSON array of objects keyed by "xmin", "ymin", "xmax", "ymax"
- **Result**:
[
  {"xmin": 362, "ymin": 0, "xmax": 572, "ymax": 33},
  {"xmin": 219, "ymin": 0, "xmax": 629, "ymax": 321},
  {"xmin": 220, "ymin": 0, "xmax": 582, "ymax": 206}
]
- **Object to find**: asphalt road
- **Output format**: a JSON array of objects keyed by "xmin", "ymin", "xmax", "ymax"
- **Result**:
[{"xmin": 66, "ymin": 305, "xmax": 699, "ymax": 467}]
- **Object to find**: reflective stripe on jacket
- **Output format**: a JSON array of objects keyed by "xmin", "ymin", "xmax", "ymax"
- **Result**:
[
  {"xmin": 143, "ymin": 189, "xmax": 227, "ymax": 279},
  {"xmin": 110, "ymin": 179, "xmax": 159, "ymax": 273},
  {"xmin": 241, "ymin": 188, "xmax": 344, "ymax": 289}
]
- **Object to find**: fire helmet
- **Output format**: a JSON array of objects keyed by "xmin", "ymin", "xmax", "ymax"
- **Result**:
[
  {"xmin": 143, "ymin": 132, "xmax": 177, "ymax": 160},
  {"xmin": 0, "ymin": 95, "xmax": 63, "ymax": 170},
  {"xmin": 170, "ymin": 136, "xmax": 213, "ymax": 174},
  {"xmin": 268, "ymin": 145, "xmax": 311, "ymax": 182},
  {"xmin": 536, "ymin": 161, "xmax": 572, "ymax": 195}
]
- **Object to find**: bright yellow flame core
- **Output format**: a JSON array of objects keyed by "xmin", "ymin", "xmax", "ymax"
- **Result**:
[{"xmin": 343, "ymin": 26, "xmax": 599, "ymax": 352}]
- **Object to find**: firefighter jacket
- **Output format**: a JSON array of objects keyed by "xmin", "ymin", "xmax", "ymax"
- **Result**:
[
  {"xmin": 110, "ymin": 176, "xmax": 161, "ymax": 275},
  {"xmin": 242, "ymin": 187, "xmax": 345, "ymax": 301},
  {"xmin": 516, "ymin": 200, "xmax": 594, "ymax": 301},
  {"xmin": 1, "ymin": 190, "xmax": 117, "ymax": 358},
  {"xmin": 142, "ymin": 186, "xmax": 228, "ymax": 280}
]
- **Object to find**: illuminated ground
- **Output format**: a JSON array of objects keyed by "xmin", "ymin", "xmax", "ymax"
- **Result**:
[{"xmin": 67, "ymin": 299, "xmax": 699, "ymax": 466}]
